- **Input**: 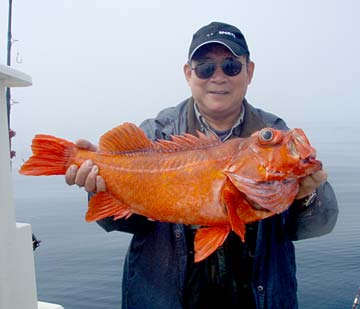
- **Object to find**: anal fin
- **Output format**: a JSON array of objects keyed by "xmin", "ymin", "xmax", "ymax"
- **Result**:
[
  {"xmin": 86, "ymin": 192, "xmax": 131, "ymax": 222},
  {"xmin": 194, "ymin": 226, "xmax": 230, "ymax": 262}
]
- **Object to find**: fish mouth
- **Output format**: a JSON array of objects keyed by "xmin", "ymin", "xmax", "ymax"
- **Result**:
[
  {"xmin": 264, "ymin": 155, "xmax": 322, "ymax": 180},
  {"xmin": 300, "ymin": 155, "xmax": 323, "ymax": 172},
  {"xmin": 301, "ymin": 155, "xmax": 316, "ymax": 164}
]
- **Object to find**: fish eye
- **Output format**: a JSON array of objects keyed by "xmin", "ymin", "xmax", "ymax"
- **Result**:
[{"xmin": 259, "ymin": 129, "xmax": 274, "ymax": 142}]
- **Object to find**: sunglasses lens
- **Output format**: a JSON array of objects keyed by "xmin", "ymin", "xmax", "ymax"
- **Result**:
[
  {"xmin": 194, "ymin": 63, "xmax": 216, "ymax": 79},
  {"xmin": 222, "ymin": 59, "xmax": 242, "ymax": 76},
  {"xmin": 192, "ymin": 59, "xmax": 243, "ymax": 79}
]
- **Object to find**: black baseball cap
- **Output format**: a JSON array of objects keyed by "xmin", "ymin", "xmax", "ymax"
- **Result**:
[{"xmin": 188, "ymin": 22, "xmax": 250, "ymax": 61}]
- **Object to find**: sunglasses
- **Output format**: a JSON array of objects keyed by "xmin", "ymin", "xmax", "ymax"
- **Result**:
[{"xmin": 190, "ymin": 58, "xmax": 246, "ymax": 79}]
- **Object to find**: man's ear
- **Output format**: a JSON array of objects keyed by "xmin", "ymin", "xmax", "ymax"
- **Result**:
[
  {"xmin": 246, "ymin": 61, "xmax": 255, "ymax": 85},
  {"xmin": 184, "ymin": 63, "xmax": 192, "ymax": 82}
]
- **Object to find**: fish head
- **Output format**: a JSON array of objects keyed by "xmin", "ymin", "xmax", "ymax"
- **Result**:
[
  {"xmin": 227, "ymin": 128, "xmax": 322, "ymax": 182},
  {"xmin": 225, "ymin": 128, "xmax": 323, "ymax": 213}
]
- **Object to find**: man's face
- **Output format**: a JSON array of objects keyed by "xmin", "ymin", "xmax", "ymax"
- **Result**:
[{"xmin": 184, "ymin": 44, "xmax": 254, "ymax": 122}]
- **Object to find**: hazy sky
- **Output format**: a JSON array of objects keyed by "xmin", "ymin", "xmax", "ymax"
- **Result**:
[{"xmin": 1, "ymin": 0, "xmax": 359, "ymax": 164}]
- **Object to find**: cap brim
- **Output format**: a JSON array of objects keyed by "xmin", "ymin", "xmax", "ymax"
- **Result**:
[{"xmin": 189, "ymin": 40, "xmax": 246, "ymax": 61}]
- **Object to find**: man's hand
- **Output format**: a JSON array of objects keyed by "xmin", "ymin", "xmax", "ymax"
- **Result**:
[
  {"xmin": 65, "ymin": 139, "xmax": 106, "ymax": 193},
  {"xmin": 295, "ymin": 169, "xmax": 327, "ymax": 199}
]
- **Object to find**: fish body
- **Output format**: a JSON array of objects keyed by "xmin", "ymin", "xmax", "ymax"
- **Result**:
[{"xmin": 20, "ymin": 123, "xmax": 322, "ymax": 261}]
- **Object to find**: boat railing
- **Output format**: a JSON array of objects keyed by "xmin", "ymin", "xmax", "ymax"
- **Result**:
[{"xmin": 0, "ymin": 64, "xmax": 64, "ymax": 309}]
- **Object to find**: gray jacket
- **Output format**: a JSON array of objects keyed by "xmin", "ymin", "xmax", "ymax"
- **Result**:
[{"xmin": 98, "ymin": 98, "xmax": 339, "ymax": 309}]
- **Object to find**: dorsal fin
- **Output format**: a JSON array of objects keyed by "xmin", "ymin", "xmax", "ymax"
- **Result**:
[
  {"xmin": 99, "ymin": 123, "xmax": 155, "ymax": 152},
  {"xmin": 99, "ymin": 123, "xmax": 221, "ymax": 153}
]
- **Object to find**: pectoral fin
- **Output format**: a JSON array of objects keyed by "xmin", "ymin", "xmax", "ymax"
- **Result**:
[
  {"xmin": 222, "ymin": 179, "xmax": 274, "ymax": 239},
  {"xmin": 194, "ymin": 226, "xmax": 230, "ymax": 262},
  {"xmin": 221, "ymin": 181, "xmax": 247, "ymax": 241},
  {"xmin": 86, "ymin": 192, "xmax": 131, "ymax": 222}
]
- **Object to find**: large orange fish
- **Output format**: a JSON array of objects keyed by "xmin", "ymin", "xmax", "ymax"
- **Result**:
[{"xmin": 19, "ymin": 123, "xmax": 322, "ymax": 262}]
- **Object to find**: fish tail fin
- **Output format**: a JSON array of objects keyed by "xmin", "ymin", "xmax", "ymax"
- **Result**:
[
  {"xmin": 19, "ymin": 134, "xmax": 75, "ymax": 176},
  {"xmin": 194, "ymin": 226, "xmax": 230, "ymax": 262}
]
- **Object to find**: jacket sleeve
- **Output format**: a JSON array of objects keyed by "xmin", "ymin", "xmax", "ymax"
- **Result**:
[
  {"xmin": 288, "ymin": 181, "xmax": 339, "ymax": 240},
  {"xmin": 96, "ymin": 214, "xmax": 155, "ymax": 234}
]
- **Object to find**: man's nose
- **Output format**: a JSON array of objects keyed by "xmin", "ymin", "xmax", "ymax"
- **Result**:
[{"xmin": 210, "ymin": 64, "xmax": 226, "ymax": 81}]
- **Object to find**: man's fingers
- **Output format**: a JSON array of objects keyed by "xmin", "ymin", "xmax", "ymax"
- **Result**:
[
  {"xmin": 295, "ymin": 170, "xmax": 328, "ymax": 199},
  {"xmin": 65, "ymin": 165, "xmax": 78, "ymax": 185},
  {"xmin": 96, "ymin": 175, "xmax": 107, "ymax": 192},
  {"xmin": 65, "ymin": 139, "xmax": 98, "ymax": 190},
  {"xmin": 74, "ymin": 160, "xmax": 94, "ymax": 187},
  {"xmin": 75, "ymin": 139, "xmax": 98, "ymax": 152},
  {"xmin": 302, "ymin": 170, "xmax": 327, "ymax": 189},
  {"xmin": 84, "ymin": 165, "xmax": 99, "ymax": 192},
  {"xmin": 312, "ymin": 170, "xmax": 327, "ymax": 183},
  {"xmin": 301, "ymin": 176, "xmax": 317, "ymax": 190},
  {"xmin": 65, "ymin": 160, "xmax": 105, "ymax": 193}
]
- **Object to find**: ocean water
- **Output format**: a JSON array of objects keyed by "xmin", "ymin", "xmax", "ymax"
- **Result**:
[{"xmin": 12, "ymin": 122, "xmax": 360, "ymax": 309}]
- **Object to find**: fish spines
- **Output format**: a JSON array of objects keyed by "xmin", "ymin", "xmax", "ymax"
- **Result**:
[
  {"xmin": 154, "ymin": 131, "xmax": 221, "ymax": 152},
  {"xmin": 99, "ymin": 122, "xmax": 222, "ymax": 155}
]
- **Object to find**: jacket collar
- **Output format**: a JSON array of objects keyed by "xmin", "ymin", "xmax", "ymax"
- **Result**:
[{"xmin": 186, "ymin": 97, "xmax": 267, "ymax": 138}]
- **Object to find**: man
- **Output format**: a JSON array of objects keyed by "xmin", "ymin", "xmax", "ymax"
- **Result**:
[{"xmin": 65, "ymin": 22, "xmax": 338, "ymax": 309}]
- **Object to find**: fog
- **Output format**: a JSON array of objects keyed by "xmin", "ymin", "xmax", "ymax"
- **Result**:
[{"xmin": 1, "ymin": 0, "xmax": 359, "ymax": 164}]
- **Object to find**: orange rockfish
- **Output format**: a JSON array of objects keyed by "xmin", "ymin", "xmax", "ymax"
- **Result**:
[{"xmin": 19, "ymin": 123, "xmax": 322, "ymax": 262}]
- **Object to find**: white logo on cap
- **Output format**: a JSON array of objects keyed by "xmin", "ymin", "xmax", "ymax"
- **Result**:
[{"xmin": 218, "ymin": 31, "xmax": 236, "ymax": 38}]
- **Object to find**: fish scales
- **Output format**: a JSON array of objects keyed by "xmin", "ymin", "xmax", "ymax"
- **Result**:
[{"xmin": 96, "ymin": 143, "xmax": 237, "ymax": 225}]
